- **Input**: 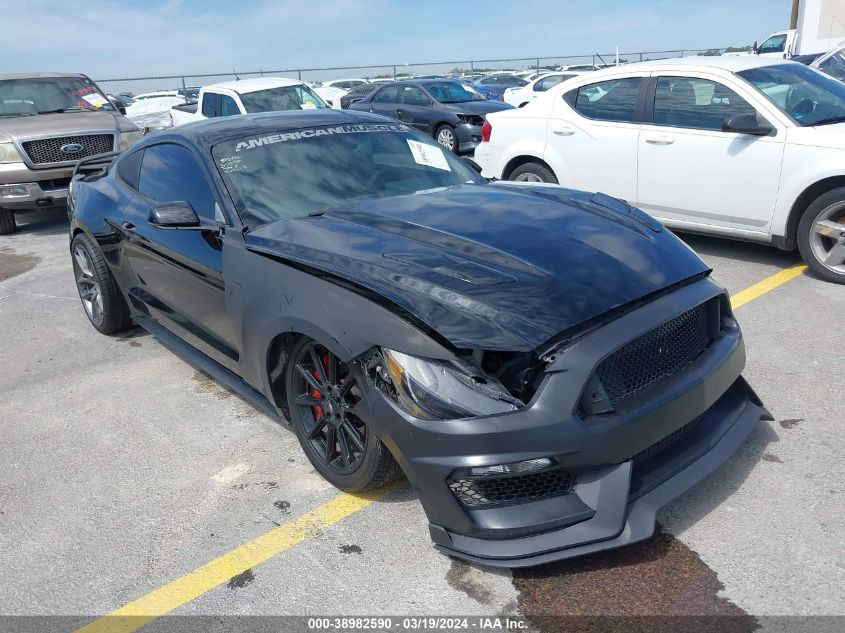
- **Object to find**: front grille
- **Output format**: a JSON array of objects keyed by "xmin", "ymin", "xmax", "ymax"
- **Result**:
[
  {"xmin": 582, "ymin": 300, "xmax": 714, "ymax": 413},
  {"xmin": 21, "ymin": 134, "xmax": 115, "ymax": 166},
  {"xmin": 447, "ymin": 469, "xmax": 577, "ymax": 508}
]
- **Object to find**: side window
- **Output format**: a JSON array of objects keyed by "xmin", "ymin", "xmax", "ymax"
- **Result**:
[
  {"xmin": 201, "ymin": 92, "xmax": 219, "ymax": 118},
  {"xmin": 401, "ymin": 86, "xmax": 429, "ymax": 106},
  {"xmin": 535, "ymin": 75, "xmax": 567, "ymax": 92},
  {"xmin": 653, "ymin": 77, "xmax": 756, "ymax": 131},
  {"xmin": 819, "ymin": 52, "xmax": 845, "ymax": 81},
  {"xmin": 372, "ymin": 85, "xmax": 400, "ymax": 103},
  {"xmin": 138, "ymin": 144, "xmax": 217, "ymax": 220},
  {"xmin": 566, "ymin": 77, "xmax": 643, "ymax": 123},
  {"xmin": 220, "ymin": 94, "xmax": 240, "ymax": 116},
  {"xmin": 116, "ymin": 149, "xmax": 143, "ymax": 190},
  {"xmin": 759, "ymin": 34, "xmax": 787, "ymax": 54}
]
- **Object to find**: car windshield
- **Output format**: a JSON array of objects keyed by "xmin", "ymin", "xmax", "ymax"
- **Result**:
[
  {"xmin": 213, "ymin": 123, "xmax": 483, "ymax": 229},
  {"xmin": 423, "ymin": 82, "xmax": 487, "ymax": 103},
  {"xmin": 0, "ymin": 76, "xmax": 114, "ymax": 116},
  {"xmin": 239, "ymin": 86, "xmax": 328, "ymax": 113},
  {"xmin": 737, "ymin": 63, "xmax": 845, "ymax": 126}
]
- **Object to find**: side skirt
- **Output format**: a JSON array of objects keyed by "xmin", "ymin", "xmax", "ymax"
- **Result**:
[{"xmin": 134, "ymin": 316, "xmax": 287, "ymax": 425}]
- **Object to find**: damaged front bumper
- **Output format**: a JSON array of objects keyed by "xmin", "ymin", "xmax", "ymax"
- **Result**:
[{"xmin": 354, "ymin": 276, "xmax": 771, "ymax": 567}]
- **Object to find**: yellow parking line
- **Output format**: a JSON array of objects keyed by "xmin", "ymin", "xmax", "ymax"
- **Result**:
[
  {"xmin": 730, "ymin": 263, "xmax": 807, "ymax": 310},
  {"xmin": 75, "ymin": 263, "xmax": 808, "ymax": 633},
  {"xmin": 75, "ymin": 483, "xmax": 400, "ymax": 633}
]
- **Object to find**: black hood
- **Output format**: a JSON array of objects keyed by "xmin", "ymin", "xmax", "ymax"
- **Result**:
[{"xmin": 245, "ymin": 184, "xmax": 710, "ymax": 351}]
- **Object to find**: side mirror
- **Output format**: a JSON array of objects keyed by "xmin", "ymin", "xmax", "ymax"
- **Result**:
[
  {"xmin": 752, "ymin": 41, "xmax": 759, "ymax": 54},
  {"xmin": 149, "ymin": 201, "xmax": 200, "ymax": 227},
  {"xmin": 722, "ymin": 113, "xmax": 773, "ymax": 136},
  {"xmin": 117, "ymin": 105, "xmax": 127, "ymax": 116}
]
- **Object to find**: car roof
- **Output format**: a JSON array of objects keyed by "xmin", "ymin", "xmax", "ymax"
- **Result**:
[
  {"xmin": 0, "ymin": 72, "xmax": 87, "ymax": 80},
  {"xmin": 597, "ymin": 55, "xmax": 793, "ymax": 74},
  {"xmin": 206, "ymin": 77, "xmax": 304, "ymax": 94},
  {"xmin": 140, "ymin": 109, "xmax": 397, "ymax": 149}
]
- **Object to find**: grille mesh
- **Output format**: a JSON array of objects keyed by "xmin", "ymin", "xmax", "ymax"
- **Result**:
[
  {"xmin": 592, "ymin": 301, "xmax": 713, "ymax": 408},
  {"xmin": 21, "ymin": 134, "xmax": 115, "ymax": 165},
  {"xmin": 448, "ymin": 469, "xmax": 577, "ymax": 508},
  {"xmin": 632, "ymin": 409, "xmax": 709, "ymax": 466}
]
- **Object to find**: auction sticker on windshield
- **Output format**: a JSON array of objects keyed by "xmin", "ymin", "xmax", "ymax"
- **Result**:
[{"xmin": 407, "ymin": 139, "xmax": 451, "ymax": 171}]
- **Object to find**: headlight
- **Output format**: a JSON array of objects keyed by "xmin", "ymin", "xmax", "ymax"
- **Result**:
[
  {"xmin": 118, "ymin": 130, "xmax": 143, "ymax": 151},
  {"xmin": 0, "ymin": 142, "xmax": 23, "ymax": 164},
  {"xmin": 457, "ymin": 114, "xmax": 484, "ymax": 126},
  {"xmin": 374, "ymin": 349, "xmax": 520, "ymax": 420}
]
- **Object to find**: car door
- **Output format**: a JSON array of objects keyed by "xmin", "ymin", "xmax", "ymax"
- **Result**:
[
  {"xmin": 117, "ymin": 142, "xmax": 239, "ymax": 369},
  {"xmin": 636, "ymin": 73, "xmax": 786, "ymax": 234},
  {"xmin": 544, "ymin": 75, "xmax": 646, "ymax": 204},
  {"xmin": 397, "ymin": 85, "xmax": 433, "ymax": 133},
  {"xmin": 366, "ymin": 84, "xmax": 401, "ymax": 117}
]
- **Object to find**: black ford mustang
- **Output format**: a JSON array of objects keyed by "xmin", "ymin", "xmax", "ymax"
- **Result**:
[{"xmin": 68, "ymin": 110, "xmax": 770, "ymax": 567}]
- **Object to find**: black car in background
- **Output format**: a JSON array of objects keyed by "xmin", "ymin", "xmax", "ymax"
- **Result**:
[
  {"xmin": 349, "ymin": 79, "xmax": 512, "ymax": 153},
  {"xmin": 340, "ymin": 83, "xmax": 377, "ymax": 109}
]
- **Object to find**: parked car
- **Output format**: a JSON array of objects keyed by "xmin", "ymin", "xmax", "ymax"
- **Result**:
[
  {"xmin": 502, "ymin": 72, "xmax": 584, "ymax": 108},
  {"xmin": 134, "ymin": 90, "xmax": 181, "ymax": 101},
  {"xmin": 475, "ymin": 56, "xmax": 845, "ymax": 284},
  {"xmin": 472, "ymin": 74, "xmax": 527, "ymax": 100},
  {"xmin": 67, "ymin": 109, "xmax": 769, "ymax": 567},
  {"xmin": 812, "ymin": 43, "xmax": 845, "ymax": 82},
  {"xmin": 313, "ymin": 84, "xmax": 346, "ymax": 109},
  {"xmin": 349, "ymin": 79, "xmax": 512, "ymax": 153},
  {"xmin": 340, "ymin": 83, "xmax": 376, "ymax": 109},
  {"xmin": 0, "ymin": 72, "xmax": 142, "ymax": 234},
  {"xmin": 126, "ymin": 94, "xmax": 185, "ymax": 133},
  {"xmin": 170, "ymin": 78, "xmax": 328, "ymax": 126},
  {"xmin": 321, "ymin": 78, "xmax": 369, "ymax": 90}
]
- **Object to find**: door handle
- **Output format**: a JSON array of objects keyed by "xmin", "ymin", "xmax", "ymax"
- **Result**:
[
  {"xmin": 644, "ymin": 135, "xmax": 675, "ymax": 145},
  {"xmin": 552, "ymin": 125, "xmax": 575, "ymax": 136}
]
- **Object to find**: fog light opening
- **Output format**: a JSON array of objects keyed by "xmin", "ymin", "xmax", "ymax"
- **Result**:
[{"xmin": 468, "ymin": 457, "xmax": 553, "ymax": 477}]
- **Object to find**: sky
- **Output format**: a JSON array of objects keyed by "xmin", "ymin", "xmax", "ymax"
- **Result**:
[{"xmin": 0, "ymin": 0, "xmax": 792, "ymax": 79}]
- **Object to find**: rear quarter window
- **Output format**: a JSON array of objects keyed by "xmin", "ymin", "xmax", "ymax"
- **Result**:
[{"xmin": 116, "ymin": 149, "xmax": 143, "ymax": 190}]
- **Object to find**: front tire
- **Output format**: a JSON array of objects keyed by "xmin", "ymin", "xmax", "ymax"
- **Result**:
[
  {"xmin": 508, "ymin": 162, "xmax": 558, "ymax": 184},
  {"xmin": 285, "ymin": 337, "xmax": 400, "ymax": 491},
  {"xmin": 797, "ymin": 187, "xmax": 845, "ymax": 285},
  {"xmin": 0, "ymin": 208, "xmax": 15, "ymax": 235},
  {"xmin": 71, "ymin": 232, "xmax": 132, "ymax": 333},
  {"xmin": 435, "ymin": 124, "xmax": 458, "ymax": 153}
]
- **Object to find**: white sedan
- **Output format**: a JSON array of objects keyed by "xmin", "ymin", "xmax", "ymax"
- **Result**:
[
  {"xmin": 475, "ymin": 56, "xmax": 845, "ymax": 284},
  {"xmin": 502, "ymin": 71, "xmax": 584, "ymax": 108}
]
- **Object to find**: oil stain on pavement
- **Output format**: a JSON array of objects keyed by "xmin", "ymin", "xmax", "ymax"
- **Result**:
[
  {"xmin": 512, "ymin": 527, "xmax": 758, "ymax": 633},
  {"xmin": 0, "ymin": 251, "xmax": 41, "ymax": 282},
  {"xmin": 227, "ymin": 568, "xmax": 255, "ymax": 590}
]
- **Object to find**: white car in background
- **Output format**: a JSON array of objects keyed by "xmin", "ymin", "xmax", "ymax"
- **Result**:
[
  {"xmin": 321, "ymin": 78, "xmax": 369, "ymax": 90},
  {"xmin": 475, "ymin": 56, "xmax": 845, "ymax": 284},
  {"xmin": 812, "ymin": 43, "xmax": 845, "ymax": 82},
  {"xmin": 502, "ymin": 71, "xmax": 584, "ymax": 108},
  {"xmin": 125, "ymin": 94, "xmax": 185, "ymax": 132},
  {"xmin": 312, "ymin": 84, "xmax": 346, "ymax": 108}
]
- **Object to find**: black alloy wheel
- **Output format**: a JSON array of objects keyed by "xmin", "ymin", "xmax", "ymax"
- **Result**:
[{"xmin": 285, "ymin": 337, "xmax": 399, "ymax": 490}]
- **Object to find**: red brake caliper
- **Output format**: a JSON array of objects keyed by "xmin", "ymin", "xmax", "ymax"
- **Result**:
[{"xmin": 311, "ymin": 352, "xmax": 331, "ymax": 421}]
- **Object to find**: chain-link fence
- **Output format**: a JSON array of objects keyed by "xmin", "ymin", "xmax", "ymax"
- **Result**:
[{"xmin": 95, "ymin": 49, "xmax": 716, "ymax": 97}]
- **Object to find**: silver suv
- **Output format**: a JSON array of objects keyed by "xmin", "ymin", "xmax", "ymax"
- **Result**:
[{"xmin": 0, "ymin": 72, "xmax": 141, "ymax": 234}]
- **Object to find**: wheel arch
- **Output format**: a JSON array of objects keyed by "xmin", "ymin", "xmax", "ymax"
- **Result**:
[
  {"xmin": 779, "ymin": 176, "xmax": 845, "ymax": 250},
  {"xmin": 502, "ymin": 155, "xmax": 557, "ymax": 181}
]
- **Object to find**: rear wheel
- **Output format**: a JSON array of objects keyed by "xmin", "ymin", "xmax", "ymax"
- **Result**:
[
  {"xmin": 797, "ymin": 187, "xmax": 845, "ymax": 285},
  {"xmin": 285, "ymin": 337, "xmax": 400, "ymax": 491},
  {"xmin": 0, "ymin": 208, "xmax": 15, "ymax": 235},
  {"xmin": 71, "ymin": 232, "xmax": 132, "ymax": 333},
  {"xmin": 435, "ymin": 124, "xmax": 458, "ymax": 153},
  {"xmin": 508, "ymin": 162, "xmax": 558, "ymax": 184}
]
